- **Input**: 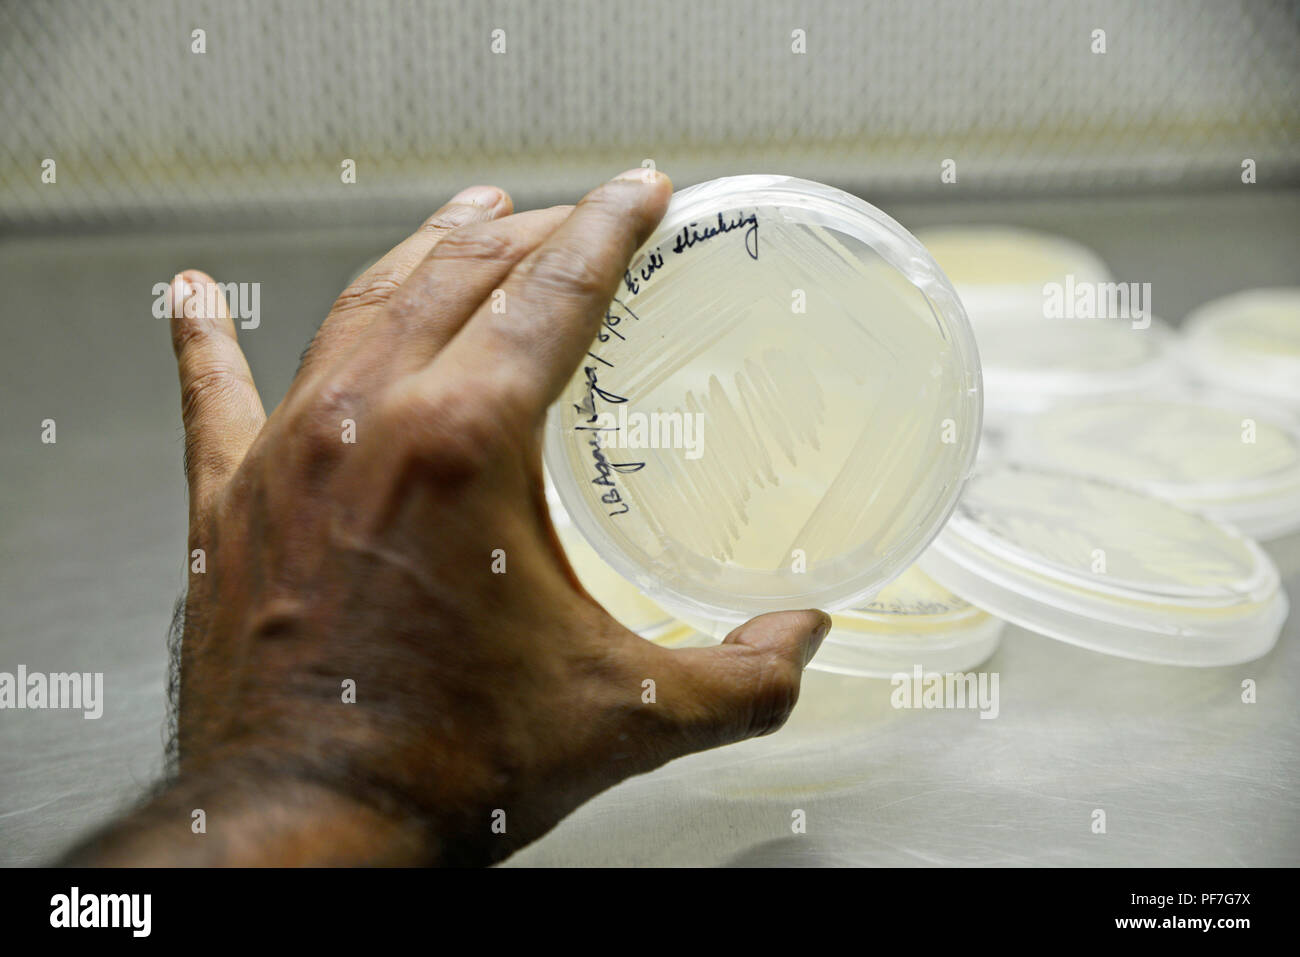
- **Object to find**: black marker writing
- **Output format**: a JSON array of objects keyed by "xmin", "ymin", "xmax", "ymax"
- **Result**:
[
  {"xmin": 672, "ymin": 210, "xmax": 759, "ymax": 260},
  {"xmin": 623, "ymin": 209, "xmax": 760, "ymax": 294},
  {"xmin": 575, "ymin": 365, "xmax": 643, "ymax": 517}
]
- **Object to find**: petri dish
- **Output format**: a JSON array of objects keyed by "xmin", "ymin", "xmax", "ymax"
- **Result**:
[
  {"xmin": 809, "ymin": 564, "xmax": 1004, "ymax": 679},
  {"xmin": 919, "ymin": 464, "xmax": 1289, "ymax": 666},
  {"xmin": 914, "ymin": 226, "xmax": 1113, "ymax": 324},
  {"xmin": 546, "ymin": 480, "xmax": 692, "ymax": 646},
  {"xmin": 544, "ymin": 175, "xmax": 983, "ymax": 626},
  {"xmin": 975, "ymin": 316, "xmax": 1175, "ymax": 423},
  {"xmin": 1181, "ymin": 288, "xmax": 1300, "ymax": 407},
  {"xmin": 1004, "ymin": 396, "xmax": 1300, "ymax": 540}
]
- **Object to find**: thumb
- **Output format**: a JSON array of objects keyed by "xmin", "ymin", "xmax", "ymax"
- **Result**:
[{"xmin": 653, "ymin": 609, "xmax": 831, "ymax": 754}]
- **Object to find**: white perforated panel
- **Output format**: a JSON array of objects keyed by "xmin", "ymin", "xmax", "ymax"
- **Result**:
[{"xmin": 2, "ymin": 0, "xmax": 1297, "ymax": 228}]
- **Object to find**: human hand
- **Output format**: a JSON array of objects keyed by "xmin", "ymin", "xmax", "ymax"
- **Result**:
[{"xmin": 69, "ymin": 171, "xmax": 830, "ymax": 866}]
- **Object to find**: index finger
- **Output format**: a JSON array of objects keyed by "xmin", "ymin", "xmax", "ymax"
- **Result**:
[
  {"xmin": 297, "ymin": 186, "xmax": 513, "ymax": 380},
  {"xmin": 428, "ymin": 168, "xmax": 671, "ymax": 416}
]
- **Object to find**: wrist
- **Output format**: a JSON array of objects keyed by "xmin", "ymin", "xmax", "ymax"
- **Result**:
[{"xmin": 60, "ymin": 750, "xmax": 443, "ymax": 867}]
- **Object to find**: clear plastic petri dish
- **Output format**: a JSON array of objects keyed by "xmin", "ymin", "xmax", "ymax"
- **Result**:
[
  {"xmin": 1004, "ymin": 396, "xmax": 1300, "ymax": 540},
  {"xmin": 545, "ymin": 479, "xmax": 691, "ymax": 646},
  {"xmin": 1180, "ymin": 288, "xmax": 1300, "ymax": 407},
  {"xmin": 975, "ymin": 316, "xmax": 1176, "ymax": 425},
  {"xmin": 544, "ymin": 175, "xmax": 983, "ymax": 627},
  {"xmin": 919, "ymin": 464, "xmax": 1289, "ymax": 667},
  {"xmin": 809, "ymin": 564, "xmax": 1004, "ymax": 678},
  {"xmin": 913, "ymin": 226, "xmax": 1114, "ymax": 325}
]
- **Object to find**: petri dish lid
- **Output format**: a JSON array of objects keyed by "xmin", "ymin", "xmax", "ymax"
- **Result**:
[
  {"xmin": 918, "ymin": 465, "xmax": 1289, "ymax": 666},
  {"xmin": 976, "ymin": 316, "xmax": 1176, "ymax": 420},
  {"xmin": 1004, "ymin": 395, "xmax": 1300, "ymax": 540},
  {"xmin": 914, "ymin": 226, "xmax": 1113, "ymax": 324},
  {"xmin": 810, "ymin": 564, "xmax": 1004, "ymax": 679},
  {"xmin": 1181, "ymin": 288, "xmax": 1300, "ymax": 406},
  {"xmin": 545, "ymin": 175, "xmax": 983, "ymax": 626}
]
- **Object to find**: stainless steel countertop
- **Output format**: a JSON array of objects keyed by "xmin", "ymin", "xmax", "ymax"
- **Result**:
[{"xmin": 2, "ymin": 189, "xmax": 1298, "ymax": 866}]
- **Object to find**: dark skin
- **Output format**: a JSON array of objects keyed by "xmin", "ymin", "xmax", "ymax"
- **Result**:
[{"xmin": 61, "ymin": 170, "xmax": 830, "ymax": 866}]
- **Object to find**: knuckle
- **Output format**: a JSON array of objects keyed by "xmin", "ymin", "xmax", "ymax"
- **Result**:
[
  {"xmin": 519, "ymin": 244, "xmax": 610, "ymax": 300},
  {"xmin": 382, "ymin": 384, "xmax": 510, "ymax": 483},
  {"xmin": 288, "ymin": 379, "xmax": 359, "ymax": 470},
  {"xmin": 421, "ymin": 204, "xmax": 489, "ymax": 234},
  {"xmin": 741, "ymin": 653, "xmax": 802, "ymax": 738},
  {"xmin": 427, "ymin": 225, "xmax": 520, "ymax": 265},
  {"xmin": 311, "ymin": 378, "xmax": 358, "ymax": 422},
  {"xmin": 179, "ymin": 365, "xmax": 244, "ymax": 425},
  {"xmin": 333, "ymin": 271, "xmax": 405, "ymax": 313},
  {"xmin": 582, "ymin": 187, "xmax": 658, "ymax": 238},
  {"xmin": 171, "ymin": 320, "xmax": 211, "ymax": 356}
]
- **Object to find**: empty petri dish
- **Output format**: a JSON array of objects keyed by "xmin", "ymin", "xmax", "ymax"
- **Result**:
[
  {"xmin": 914, "ymin": 226, "xmax": 1113, "ymax": 324},
  {"xmin": 1004, "ymin": 396, "xmax": 1300, "ymax": 540},
  {"xmin": 545, "ymin": 175, "xmax": 983, "ymax": 626},
  {"xmin": 1181, "ymin": 288, "xmax": 1300, "ymax": 407},
  {"xmin": 919, "ymin": 465, "xmax": 1289, "ymax": 666},
  {"xmin": 809, "ymin": 564, "xmax": 1004, "ymax": 678}
]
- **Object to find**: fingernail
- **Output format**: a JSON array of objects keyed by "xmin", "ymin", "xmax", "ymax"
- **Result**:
[
  {"xmin": 613, "ymin": 167, "xmax": 664, "ymax": 185},
  {"xmin": 449, "ymin": 185, "xmax": 505, "ymax": 210},
  {"xmin": 804, "ymin": 611, "xmax": 832, "ymax": 666}
]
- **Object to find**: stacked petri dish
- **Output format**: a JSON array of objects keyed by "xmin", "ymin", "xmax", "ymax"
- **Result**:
[
  {"xmin": 812, "ymin": 566, "xmax": 1005, "ymax": 678},
  {"xmin": 1180, "ymin": 289, "xmax": 1300, "ymax": 412},
  {"xmin": 915, "ymin": 226, "xmax": 1113, "ymax": 324},
  {"xmin": 1004, "ymin": 395, "xmax": 1300, "ymax": 541},
  {"xmin": 919, "ymin": 465, "xmax": 1288, "ymax": 667},
  {"xmin": 915, "ymin": 225, "xmax": 1175, "ymax": 440}
]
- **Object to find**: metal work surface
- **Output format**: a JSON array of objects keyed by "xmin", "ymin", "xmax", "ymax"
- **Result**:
[{"xmin": 2, "ymin": 190, "xmax": 1298, "ymax": 866}]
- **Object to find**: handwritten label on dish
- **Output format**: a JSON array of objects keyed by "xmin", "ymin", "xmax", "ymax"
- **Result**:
[
  {"xmin": 579, "ymin": 210, "xmax": 759, "ymax": 518},
  {"xmin": 574, "ymin": 351, "xmax": 645, "ymax": 517},
  {"xmin": 623, "ymin": 210, "xmax": 759, "ymax": 295}
]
